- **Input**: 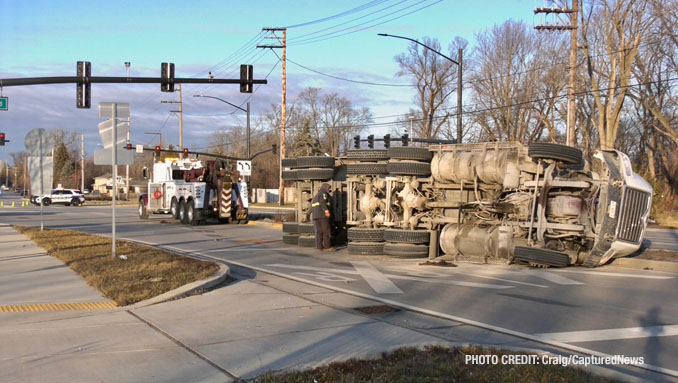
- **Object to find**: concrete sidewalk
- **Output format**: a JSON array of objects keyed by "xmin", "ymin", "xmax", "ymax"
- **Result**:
[{"xmin": 0, "ymin": 225, "xmax": 656, "ymax": 383}]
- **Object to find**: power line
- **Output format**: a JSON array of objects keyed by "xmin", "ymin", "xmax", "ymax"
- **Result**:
[
  {"xmin": 284, "ymin": 0, "xmax": 390, "ymax": 29},
  {"xmin": 287, "ymin": 57, "xmax": 413, "ymax": 87}
]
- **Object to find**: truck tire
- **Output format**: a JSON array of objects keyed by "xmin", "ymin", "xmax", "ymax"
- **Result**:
[
  {"xmin": 282, "ymin": 233, "xmax": 300, "ymax": 244},
  {"xmin": 513, "ymin": 246, "xmax": 569, "ymax": 268},
  {"xmin": 218, "ymin": 217, "xmax": 231, "ymax": 224},
  {"xmin": 383, "ymin": 243, "xmax": 429, "ymax": 258},
  {"xmin": 347, "ymin": 227, "xmax": 385, "ymax": 242},
  {"xmin": 347, "ymin": 163, "xmax": 388, "ymax": 175},
  {"xmin": 282, "ymin": 170, "xmax": 298, "ymax": 181},
  {"xmin": 298, "ymin": 235, "xmax": 316, "ymax": 247},
  {"xmin": 387, "ymin": 147, "xmax": 433, "ymax": 161},
  {"xmin": 139, "ymin": 199, "xmax": 149, "ymax": 219},
  {"xmin": 387, "ymin": 161, "xmax": 431, "ymax": 176},
  {"xmin": 281, "ymin": 158, "xmax": 297, "ymax": 168},
  {"xmin": 283, "ymin": 222, "xmax": 299, "ymax": 233},
  {"xmin": 528, "ymin": 143, "xmax": 583, "ymax": 165},
  {"xmin": 296, "ymin": 156, "xmax": 335, "ymax": 169},
  {"xmin": 297, "ymin": 168, "xmax": 335, "ymax": 180},
  {"xmin": 298, "ymin": 222, "xmax": 315, "ymax": 234},
  {"xmin": 187, "ymin": 200, "xmax": 199, "ymax": 226},
  {"xmin": 170, "ymin": 198, "xmax": 180, "ymax": 220},
  {"xmin": 384, "ymin": 229, "xmax": 430, "ymax": 244},
  {"xmin": 178, "ymin": 200, "xmax": 187, "ymax": 224},
  {"xmin": 347, "ymin": 241, "xmax": 384, "ymax": 255},
  {"xmin": 347, "ymin": 149, "xmax": 388, "ymax": 161}
]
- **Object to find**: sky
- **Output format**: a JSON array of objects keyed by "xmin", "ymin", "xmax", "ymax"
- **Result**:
[{"xmin": 0, "ymin": 0, "xmax": 540, "ymax": 164}]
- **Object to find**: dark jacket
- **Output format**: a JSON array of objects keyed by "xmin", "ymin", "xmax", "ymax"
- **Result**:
[{"xmin": 311, "ymin": 183, "xmax": 332, "ymax": 220}]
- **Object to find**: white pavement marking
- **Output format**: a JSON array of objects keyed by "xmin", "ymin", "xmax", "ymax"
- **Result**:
[
  {"xmin": 523, "ymin": 270, "xmax": 584, "ymax": 285},
  {"xmin": 350, "ymin": 261, "xmax": 404, "ymax": 294},
  {"xmin": 538, "ymin": 325, "xmax": 678, "ymax": 342},
  {"xmin": 386, "ymin": 266, "xmax": 549, "ymax": 288},
  {"xmin": 551, "ymin": 269, "xmax": 675, "ymax": 280},
  {"xmin": 267, "ymin": 263, "xmax": 513, "ymax": 290}
]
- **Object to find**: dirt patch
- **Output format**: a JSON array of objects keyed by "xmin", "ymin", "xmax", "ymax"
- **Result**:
[
  {"xmin": 636, "ymin": 249, "xmax": 678, "ymax": 262},
  {"xmin": 14, "ymin": 225, "xmax": 219, "ymax": 306}
]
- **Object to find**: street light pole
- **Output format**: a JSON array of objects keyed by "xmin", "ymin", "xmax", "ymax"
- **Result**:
[
  {"xmin": 378, "ymin": 33, "xmax": 463, "ymax": 144},
  {"xmin": 193, "ymin": 95, "xmax": 250, "ymax": 159}
]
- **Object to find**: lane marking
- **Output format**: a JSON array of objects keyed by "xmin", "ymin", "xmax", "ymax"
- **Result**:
[
  {"xmin": 538, "ymin": 325, "xmax": 678, "ymax": 342},
  {"xmin": 267, "ymin": 263, "xmax": 513, "ymax": 290},
  {"xmin": 384, "ymin": 266, "xmax": 548, "ymax": 288},
  {"xmin": 551, "ymin": 269, "xmax": 675, "ymax": 279},
  {"xmin": 0, "ymin": 301, "xmax": 117, "ymax": 312},
  {"xmin": 351, "ymin": 261, "xmax": 403, "ymax": 294},
  {"xmin": 523, "ymin": 270, "xmax": 584, "ymax": 285}
]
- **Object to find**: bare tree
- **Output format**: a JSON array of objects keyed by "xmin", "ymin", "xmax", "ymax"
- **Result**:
[
  {"xmin": 395, "ymin": 37, "xmax": 466, "ymax": 139},
  {"xmin": 579, "ymin": 0, "xmax": 652, "ymax": 149}
]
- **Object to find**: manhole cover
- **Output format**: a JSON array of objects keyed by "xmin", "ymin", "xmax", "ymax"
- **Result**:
[{"xmin": 353, "ymin": 305, "xmax": 400, "ymax": 315}]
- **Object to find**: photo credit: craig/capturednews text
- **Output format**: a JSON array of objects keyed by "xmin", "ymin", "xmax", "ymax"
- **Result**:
[{"xmin": 465, "ymin": 354, "xmax": 645, "ymax": 367}]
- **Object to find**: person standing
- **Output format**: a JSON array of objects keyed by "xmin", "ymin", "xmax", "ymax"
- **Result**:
[{"xmin": 311, "ymin": 183, "xmax": 334, "ymax": 252}]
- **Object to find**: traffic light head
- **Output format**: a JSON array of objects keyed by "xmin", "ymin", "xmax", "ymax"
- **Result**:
[
  {"xmin": 401, "ymin": 133, "xmax": 409, "ymax": 146},
  {"xmin": 161, "ymin": 62, "xmax": 175, "ymax": 92},
  {"xmin": 76, "ymin": 61, "xmax": 91, "ymax": 109},
  {"xmin": 272, "ymin": 144, "xmax": 277, "ymax": 155},
  {"xmin": 367, "ymin": 134, "xmax": 374, "ymax": 149},
  {"xmin": 155, "ymin": 145, "xmax": 161, "ymax": 152},
  {"xmin": 183, "ymin": 148, "xmax": 189, "ymax": 155},
  {"xmin": 240, "ymin": 64, "xmax": 253, "ymax": 93},
  {"xmin": 0, "ymin": 132, "xmax": 5, "ymax": 146},
  {"xmin": 353, "ymin": 135, "xmax": 360, "ymax": 149},
  {"xmin": 383, "ymin": 134, "xmax": 390, "ymax": 149},
  {"xmin": 126, "ymin": 143, "xmax": 133, "ymax": 150}
]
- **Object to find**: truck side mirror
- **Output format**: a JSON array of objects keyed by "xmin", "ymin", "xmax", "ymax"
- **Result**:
[{"xmin": 142, "ymin": 167, "xmax": 148, "ymax": 180}]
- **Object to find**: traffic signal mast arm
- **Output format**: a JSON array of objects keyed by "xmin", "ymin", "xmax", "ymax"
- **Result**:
[
  {"xmin": 141, "ymin": 144, "xmax": 277, "ymax": 162},
  {"xmin": 0, "ymin": 76, "xmax": 267, "ymax": 87}
]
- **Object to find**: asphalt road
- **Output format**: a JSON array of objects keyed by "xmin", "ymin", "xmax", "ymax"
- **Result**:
[{"xmin": 1, "ymin": 192, "xmax": 677, "ymax": 380}]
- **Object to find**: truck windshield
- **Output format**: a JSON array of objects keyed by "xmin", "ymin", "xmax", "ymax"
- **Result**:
[{"xmin": 172, "ymin": 170, "xmax": 185, "ymax": 180}]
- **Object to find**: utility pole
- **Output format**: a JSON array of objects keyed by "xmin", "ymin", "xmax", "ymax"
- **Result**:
[
  {"xmin": 457, "ymin": 48, "xmax": 463, "ymax": 144},
  {"xmin": 258, "ymin": 27, "xmax": 286, "ymax": 205},
  {"xmin": 535, "ymin": 0, "xmax": 578, "ymax": 147},
  {"xmin": 161, "ymin": 85, "xmax": 184, "ymax": 158}
]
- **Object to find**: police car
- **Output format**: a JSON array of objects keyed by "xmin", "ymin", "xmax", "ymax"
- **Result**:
[{"xmin": 33, "ymin": 189, "xmax": 86, "ymax": 206}]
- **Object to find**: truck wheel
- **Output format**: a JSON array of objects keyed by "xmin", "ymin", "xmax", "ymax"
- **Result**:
[
  {"xmin": 387, "ymin": 147, "xmax": 433, "ymax": 161},
  {"xmin": 296, "ymin": 156, "xmax": 335, "ymax": 169},
  {"xmin": 298, "ymin": 235, "xmax": 316, "ymax": 247},
  {"xmin": 384, "ymin": 229, "xmax": 430, "ymax": 244},
  {"xmin": 297, "ymin": 168, "xmax": 335, "ymax": 180},
  {"xmin": 282, "ymin": 233, "xmax": 300, "ymax": 244},
  {"xmin": 139, "ymin": 199, "xmax": 149, "ymax": 219},
  {"xmin": 218, "ymin": 217, "xmax": 231, "ymax": 224},
  {"xmin": 282, "ymin": 170, "xmax": 298, "ymax": 181},
  {"xmin": 347, "ymin": 241, "xmax": 384, "ymax": 255},
  {"xmin": 386, "ymin": 161, "xmax": 431, "ymax": 176},
  {"xmin": 383, "ymin": 243, "xmax": 429, "ymax": 258},
  {"xmin": 346, "ymin": 163, "xmax": 388, "ymax": 175},
  {"xmin": 528, "ymin": 143, "xmax": 583, "ymax": 165},
  {"xmin": 178, "ymin": 200, "xmax": 187, "ymax": 224},
  {"xmin": 281, "ymin": 158, "xmax": 297, "ymax": 168},
  {"xmin": 298, "ymin": 222, "xmax": 315, "ymax": 234},
  {"xmin": 187, "ymin": 200, "xmax": 199, "ymax": 226},
  {"xmin": 513, "ymin": 246, "xmax": 569, "ymax": 268},
  {"xmin": 347, "ymin": 149, "xmax": 388, "ymax": 161},
  {"xmin": 347, "ymin": 227, "xmax": 385, "ymax": 242},
  {"xmin": 42, "ymin": 198, "xmax": 52, "ymax": 206},
  {"xmin": 283, "ymin": 222, "xmax": 299, "ymax": 233},
  {"xmin": 170, "ymin": 198, "xmax": 179, "ymax": 219}
]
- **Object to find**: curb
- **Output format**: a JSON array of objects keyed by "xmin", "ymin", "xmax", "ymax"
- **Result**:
[
  {"xmin": 609, "ymin": 257, "xmax": 678, "ymax": 273},
  {"xmin": 130, "ymin": 263, "xmax": 230, "ymax": 309}
]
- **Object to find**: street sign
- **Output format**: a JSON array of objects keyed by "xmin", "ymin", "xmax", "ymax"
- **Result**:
[
  {"xmin": 97, "ymin": 120, "xmax": 129, "ymax": 149},
  {"xmin": 237, "ymin": 160, "xmax": 252, "ymax": 176},
  {"xmin": 28, "ymin": 156, "xmax": 54, "ymax": 195},
  {"xmin": 136, "ymin": 144, "xmax": 144, "ymax": 153},
  {"xmin": 98, "ymin": 102, "xmax": 130, "ymax": 118},
  {"xmin": 25, "ymin": 128, "xmax": 55, "ymax": 156},
  {"xmin": 0, "ymin": 97, "xmax": 7, "ymax": 111},
  {"xmin": 93, "ymin": 148, "xmax": 134, "ymax": 166}
]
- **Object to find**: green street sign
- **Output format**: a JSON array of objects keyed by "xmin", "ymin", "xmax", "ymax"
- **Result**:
[{"xmin": 0, "ymin": 97, "xmax": 7, "ymax": 111}]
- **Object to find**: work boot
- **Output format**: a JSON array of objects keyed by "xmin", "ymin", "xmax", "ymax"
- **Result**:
[{"xmin": 323, "ymin": 248, "xmax": 336, "ymax": 252}]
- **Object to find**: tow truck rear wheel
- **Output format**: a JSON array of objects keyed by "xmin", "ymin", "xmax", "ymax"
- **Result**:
[
  {"xmin": 187, "ymin": 200, "xmax": 199, "ymax": 226},
  {"xmin": 139, "ymin": 199, "xmax": 149, "ymax": 219},
  {"xmin": 178, "ymin": 200, "xmax": 187, "ymax": 224},
  {"xmin": 170, "ymin": 198, "xmax": 179, "ymax": 220}
]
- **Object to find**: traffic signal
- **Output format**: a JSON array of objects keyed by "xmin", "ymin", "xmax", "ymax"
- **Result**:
[
  {"xmin": 240, "ymin": 64, "xmax": 253, "ymax": 93},
  {"xmin": 183, "ymin": 148, "xmax": 189, "ymax": 155},
  {"xmin": 76, "ymin": 61, "xmax": 91, "ymax": 109},
  {"xmin": 155, "ymin": 145, "xmax": 161, "ymax": 153},
  {"xmin": 161, "ymin": 62, "xmax": 175, "ymax": 92},
  {"xmin": 126, "ymin": 143, "xmax": 133, "ymax": 150},
  {"xmin": 0, "ymin": 132, "xmax": 5, "ymax": 146},
  {"xmin": 401, "ymin": 133, "xmax": 409, "ymax": 146},
  {"xmin": 383, "ymin": 134, "xmax": 390, "ymax": 148},
  {"xmin": 353, "ymin": 135, "xmax": 360, "ymax": 149},
  {"xmin": 272, "ymin": 144, "xmax": 277, "ymax": 155},
  {"xmin": 367, "ymin": 134, "xmax": 374, "ymax": 149}
]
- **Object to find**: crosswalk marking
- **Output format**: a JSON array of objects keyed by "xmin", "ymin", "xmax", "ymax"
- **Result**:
[
  {"xmin": 523, "ymin": 269, "xmax": 584, "ymax": 285},
  {"xmin": 351, "ymin": 261, "xmax": 403, "ymax": 294},
  {"xmin": 538, "ymin": 325, "xmax": 678, "ymax": 342}
]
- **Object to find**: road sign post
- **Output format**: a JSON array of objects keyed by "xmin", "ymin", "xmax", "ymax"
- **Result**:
[
  {"xmin": 98, "ymin": 102, "xmax": 130, "ymax": 259},
  {"xmin": 25, "ymin": 128, "xmax": 55, "ymax": 231}
]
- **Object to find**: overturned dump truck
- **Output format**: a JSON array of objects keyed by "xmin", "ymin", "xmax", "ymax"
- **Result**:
[{"xmin": 283, "ymin": 142, "xmax": 652, "ymax": 268}]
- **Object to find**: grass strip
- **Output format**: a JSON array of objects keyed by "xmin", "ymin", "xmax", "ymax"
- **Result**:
[
  {"xmin": 15, "ymin": 225, "xmax": 219, "ymax": 306},
  {"xmin": 242, "ymin": 345, "xmax": 623, "ymax": 383}
]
